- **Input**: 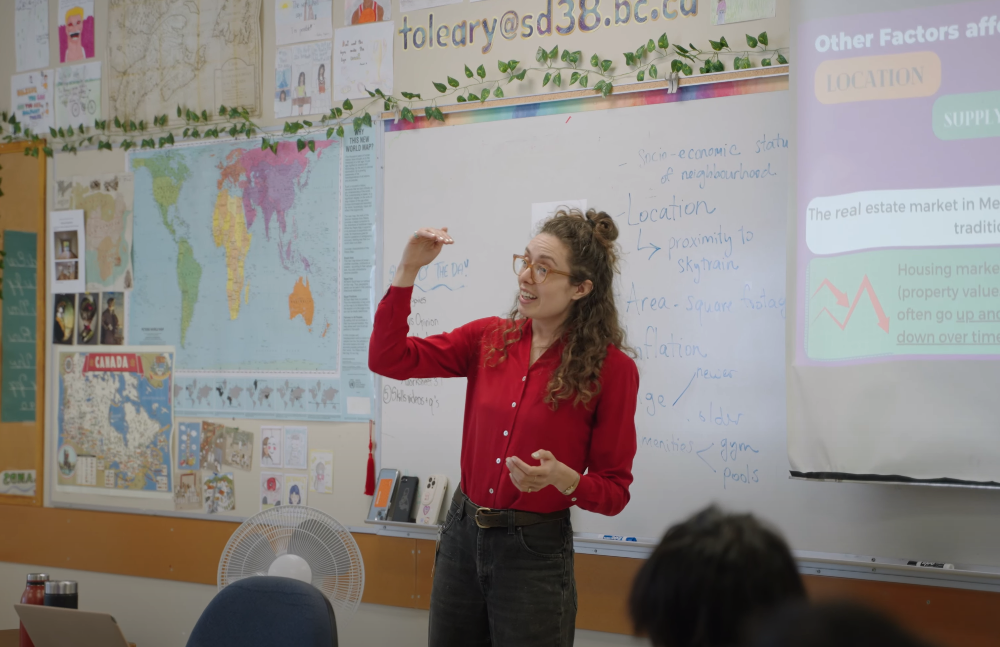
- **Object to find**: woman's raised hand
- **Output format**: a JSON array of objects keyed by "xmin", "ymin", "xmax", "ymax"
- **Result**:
[{"xmin": 392, "ymin": 227, "xmax": 453, "ymax": 287}]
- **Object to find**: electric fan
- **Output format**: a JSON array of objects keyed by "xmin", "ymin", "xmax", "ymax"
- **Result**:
[{"xmin": 218, "ymin": 506, "xmax": 365, "ymax": 614}]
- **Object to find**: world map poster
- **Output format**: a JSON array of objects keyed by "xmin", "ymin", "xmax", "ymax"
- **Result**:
[{"xmin": 128, "ymin": 134, "xmax": 377, "ymax": 421}]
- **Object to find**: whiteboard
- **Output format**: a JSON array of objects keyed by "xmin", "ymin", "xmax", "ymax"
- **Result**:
[{"xmin": 381, "ymin": 85, "xmax": 1000, "ymax": 567}]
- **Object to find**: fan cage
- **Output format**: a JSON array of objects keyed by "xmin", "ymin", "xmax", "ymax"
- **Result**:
[{"xmin": 218, "ymin": 506, "xmax": 365, "ymax": 614}]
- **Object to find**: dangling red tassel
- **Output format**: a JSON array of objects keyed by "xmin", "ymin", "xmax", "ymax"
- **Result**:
[{"xmin": 365, "ymin": 419, "xmax": 376, "ymax": 495}]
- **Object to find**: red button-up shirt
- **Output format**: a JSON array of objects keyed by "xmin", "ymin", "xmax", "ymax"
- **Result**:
[{"xmin": 369, "ymin": 286, "xmax": 639, "ymax": 516}]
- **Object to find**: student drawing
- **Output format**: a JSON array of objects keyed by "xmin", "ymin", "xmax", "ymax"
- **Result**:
[
  {"xmin": 224, "ymin": 428, "xmax": 254, "ymax": 471},
  {"xmin": 309, "ymin": 450, "xmax": 333, "ymax": 494},
  {"xmin": 200, "ymin": 422, "xmax": 225, "ymax": 473},
  {"xmin": 178, "ymin": 422, "xmax": 202, "ymax": 469},
  {"xmin": 59, "ymin": 2, "xmax": 95, "ymax": 62},
  {"xmin": 349, "ymin": 0, "xmax": 385, "ymax": 24},
  {"xmin": 261, "ymin": 473, "xmax": 284, "ymax": 510},
  {"xmin": 204, "ymin": 472, "xmax": 236, "ymax": 514},
  {"xmin": 261, "ymin": 426, "xmax": 283, "ymax": 467},
  {"xmin": 284, "ymin": 427, "xmax": 308, "ymax": 469},
  {"xmin": 717, "ymin": 0, "xmax": 727, "ymax": 24},
  {"xmin": 285, "ymin": 475, "xmax": 308, "ymax": 506},
  {"xmin": 173, "ymin": 471, "xmax": 202, "ymax": 511},
  {"xmin": 318, "ymin": 64, "xmax": 326, "ymax": 95},
  {"xmin": 294, "ymin": 71, "xmax": 310, "ymax": 115}
]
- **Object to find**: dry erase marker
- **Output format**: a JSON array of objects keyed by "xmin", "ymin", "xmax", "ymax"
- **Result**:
[{"xmin": 906, "ymin": 560, "xmax": 955, "ymax": 569}]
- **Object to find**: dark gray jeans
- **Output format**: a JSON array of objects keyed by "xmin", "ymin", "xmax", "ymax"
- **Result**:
[{"xmin": 428, "ymin": 492, "xmax": 577, "ymax": 647}]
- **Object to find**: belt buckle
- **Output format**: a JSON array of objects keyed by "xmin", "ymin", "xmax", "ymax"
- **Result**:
[{"xmin": 474, "ymin": 507, "xmax": 493, "ymax": 529}]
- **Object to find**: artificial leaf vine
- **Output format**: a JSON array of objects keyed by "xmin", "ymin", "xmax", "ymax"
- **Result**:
[{"xmin": 0, "ymin": 30, "xmax": 786, "ymax": 159}]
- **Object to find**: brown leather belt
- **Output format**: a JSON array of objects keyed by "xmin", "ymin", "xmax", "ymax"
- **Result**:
[{"xmin": 460, "ymin": 492, "xmax": 569, "ymax": 529}]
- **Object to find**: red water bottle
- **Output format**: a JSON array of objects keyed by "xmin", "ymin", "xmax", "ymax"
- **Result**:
[{"xmin": 19, "ymin": 573, "xmax": 48, "ymax": 647}]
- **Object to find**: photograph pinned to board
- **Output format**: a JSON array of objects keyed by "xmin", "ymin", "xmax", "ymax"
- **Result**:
[
  {"xmin": 53, "ymin": 173, "xmax": 135, "ymax": 293},
  {"xmin": 51, "ymin": 210, "xmax": 85, "ymax": 293},
  {"xmin": 53, "ymin": 294, "xmax": 76, "ymax": 345},
  {"xmin": 15, "ymin": 0, "xmax": 49, "ymax": 72},
  {"xmin": 224, "ymin": 427, "xmax": 254, "ymax": 472},
  {"xmin": 58, "ymin": 0, "xmax": 96, "ymax": 62},
  {"xmin": 345, "ymin": 0, "xmax": 391, "ymax": 25},
  {"xmin": 309, "ymin": 450, "xmax": 333, "ymax": 494},
  {"xmin": 276, "ymin": 0, "xmax": 334, "ymax": 45},
  {"xmin": 201, "ymin": 422, "xmax": 225, "ymax": 473},
  {"xmin": 204, "ymin": 472, "xmax": 236, "ymax": 514},
  {"xmin": 710, "ymin": 0, "xmax": 776, "ymax": 25},
  {"xmin": 178, "ymin": 422, "xmax": 202, "ymax": 470},
  {"xmin": 284, "ymin": 426, "xmax": 308, "ymax": 470},
  {"xmin": 261, "ymin": 472, "xmax": 284, "ymax": 510},
  {"xmin": 334, "ymin": 22, "xmax": 393, "ymax": 101},
  {"xmin": 54, "ymin": 61, "xmax": 100, "ymax": 129},
  {"xmin": 285, "ymin": 474, "xmax": 307, "ymax": 505},
  {"xmin": 173, "ymin": 471, "xmax": 202, "ymax": 511},
  {"xmin": 261, "ymin": 426, "xmax": 283, "ymax": 467},
  {"xmin": 76, "ymin": 292, "xmax": 98, "ymax": 345},
  {"xmin": 99, "ymin": 291, "xmax": 124, "ymax": 345},
  {"xmin": 11, "ymin": 70, "xmax": 53, "ymax": 133},
  {"xmin": 274, "ymin": 41, "xmax": 332, "ymax": 119}
]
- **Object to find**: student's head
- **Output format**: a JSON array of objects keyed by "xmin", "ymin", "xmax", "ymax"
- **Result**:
[
  {"xmin": 748, "ymin": 602, "xmax": 934, "ymax": 647},
  {"xmin": 289, "ymin": 484, "xmax": 301, "ymax": 504},
  {"xmin": 630, "ymin": 506, "xmax": 805, "ymax": 647},
  {"xmin": 495, "ymin": 208, "xmax": 628, "ymax": 408}
]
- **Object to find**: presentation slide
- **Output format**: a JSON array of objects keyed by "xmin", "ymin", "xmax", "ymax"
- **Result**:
[{"xmin": 797, "ymin": 0, "xmax": 1000, "ymax": 365}]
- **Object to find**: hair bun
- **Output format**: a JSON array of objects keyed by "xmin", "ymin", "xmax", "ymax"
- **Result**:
[{"xmin": 586, "ymin": 209, "xmax": 619, "ymax": 245}]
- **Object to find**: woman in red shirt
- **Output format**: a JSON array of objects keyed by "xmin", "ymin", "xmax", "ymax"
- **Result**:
[{"xmin": 369, "ymin": 209, "xmax": 639, "ymax": 647}]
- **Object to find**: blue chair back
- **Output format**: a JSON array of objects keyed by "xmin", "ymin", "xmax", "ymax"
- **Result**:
[{"xmin": 187, "ymin": 576, "xmax": 337, "ymax": 647}]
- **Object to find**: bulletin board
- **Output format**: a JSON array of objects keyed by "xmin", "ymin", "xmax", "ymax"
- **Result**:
[{"xmin": 0, "ymin": 141, "xmax": 47, "ymax": 507}]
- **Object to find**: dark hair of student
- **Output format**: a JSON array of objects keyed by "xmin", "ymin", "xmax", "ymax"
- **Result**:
[
  {"xmin": 629, "ymin": 505, "xmax": 806, "ymax": 647},
  {"xmin": 748, "ymin": 601, "xmax": 935, "ymax": 647}
]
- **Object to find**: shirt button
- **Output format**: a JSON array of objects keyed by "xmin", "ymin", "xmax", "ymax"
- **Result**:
[
  {"xmin": 511, "ymin": 402, "xmax": 516, "ymax": 407},
  {"xmin": 489, "ymin": 488, "xmax": 494, "ymax": 494},
  {"xmin": 503, "ymin": 430, "xmax": 508, "ymax": 436},
  {"xmin": 522, "ymin": 376, "xmax": 526, "ymax": 381},
  {"xmin": 571, "ymin": 497, "xmax": 577, "ymax": 502},
  {"xmin": 496, "ymin": 458, "xmax": 501, "ymax": 464}
]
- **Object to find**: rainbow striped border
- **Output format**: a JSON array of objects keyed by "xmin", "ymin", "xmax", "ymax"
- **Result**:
[{"xmin": 384, "ymin": 75, "xmax": 786, "ymax": 132}]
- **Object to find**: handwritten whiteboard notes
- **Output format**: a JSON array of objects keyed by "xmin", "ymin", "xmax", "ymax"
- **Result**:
[
  {"xmin": 334, "ymin": 22, "xmax": 394, "ymax": 101},
  {"xmin": 2, "ymin": 232, "xmax": 38, "ymax": 423}
]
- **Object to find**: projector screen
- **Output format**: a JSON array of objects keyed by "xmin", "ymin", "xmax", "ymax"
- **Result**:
[{"xmin": 789, "ymin": 0, "xmax": 1000, "ymax": 483}]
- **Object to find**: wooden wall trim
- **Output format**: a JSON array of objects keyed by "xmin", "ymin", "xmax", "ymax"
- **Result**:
[{"xmin": 3, "ymin": 504, "xmax": 1000, "ymax": 645}]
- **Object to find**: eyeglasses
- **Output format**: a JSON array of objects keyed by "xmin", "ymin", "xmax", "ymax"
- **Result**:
[{"xmin": 512, "ymin": 254, "xmax": 573, "ymax": 284}]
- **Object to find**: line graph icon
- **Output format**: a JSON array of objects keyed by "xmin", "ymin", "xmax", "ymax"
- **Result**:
[{"xmin": 813, "ymin": 275, "xmax": 889, "ymax": 333}]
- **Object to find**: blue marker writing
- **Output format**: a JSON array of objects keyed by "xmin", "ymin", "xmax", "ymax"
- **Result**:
[{"xmin": 602, "ymin": 535, "xmax": 638, "ymax": 542}]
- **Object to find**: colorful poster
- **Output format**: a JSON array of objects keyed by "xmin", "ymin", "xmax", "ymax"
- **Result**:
[
  {"xmin": 178, "ymin": 422, "xmax": 202, "ymax": 469},
  {"xmin": 223, "ymin": 427, "xmax": 254, "ymax": 472},
  {"xmin": 55, "ymin": 62, "xmax": 101, "ymax": 129},
  {"xmin": 53, "ymin": 294, "xmax": 76, "ymax": 345},
  {"xmin": 15, "ymin": 0, "xmax": 50, "ymax": 72},
  {"xmin": 797, "ymin": 1, "xmax": 1000, "ymax": 364},
  {"xmin": 99, "ymin": 292, "xmax": 124, "ymax": 345},
  {"xmin": 285, "ymin": 473, "xmax": 307, "ymax": 505},
  {"xmin": 308, "ymin": 449, "xmax": 332, "ymax": 493},
  {"xmin": 261, "ymin": 426, "xmax": 283, "ymax": 467},
  {"xmin": 54, "ymin": 174, "xmax": 135, "ymax": 293},
  {"xmin": 275, "ymin": 41, "xmax": 333, "ymax": 119},
  {"xmin": 59, "ymin": 0, "xmax": 96, "ymax": 62},
  {"xmin": 261, "ymin": 472, "xmax": 284, "ymax": 510},
  {"xmin": 173, "ymin": 471, "xmax": 202, "ymax": 510},
  {"xmin": 1, "ymin": 232, "xmax": 38, "ymax": 423},
  {"xmin": 11, "ymin": 70, "xmax": 53, "ymax": 134},
  {"xmin": 56, "ymin": 349, "xmax": 174, "ymax": 495},
  {"xmin": 711, "ymin": 0, "xmax": 776, "ymax": 26},
  {"xmin": 334, "ymin": 22, "xmax": 394, "ymax": 101},
  {"xmin": 200, "ymin": 422, "xmax": 225, "ymax": 473},
  {"xmin": 276, "ymin": 0, "xmax": 334, "ymax": 45},
  {"xmin": 204, "ymin": 472, "xmax": 235, "ymax": 513},
  {"xmin": 345, "ymin": 0, "xmax": 391, "ymax": 25},
  {"xmin": 284, "ymin": 426, "xmax": 308, "ymax": 469},
  {"xmin": 76, "ymin": 292, "xmax": 99, "ymax": 345},
  {"xmin": 50, "ymin": 210, "xmax": 86, "ymax": 293},
  {"xmin": 0, "ymin": 470, "xmax": 37, "ymax": 497}
]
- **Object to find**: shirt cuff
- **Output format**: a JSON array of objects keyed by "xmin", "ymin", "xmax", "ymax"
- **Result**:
[{"xmin": 567, "ymin": 473, "xmax": 596, "ymax": 506}]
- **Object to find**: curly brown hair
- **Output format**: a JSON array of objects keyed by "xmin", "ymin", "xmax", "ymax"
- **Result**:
[{"xmin": 484, "ymin": 208, "xmax": 632, "ymax": 409}]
